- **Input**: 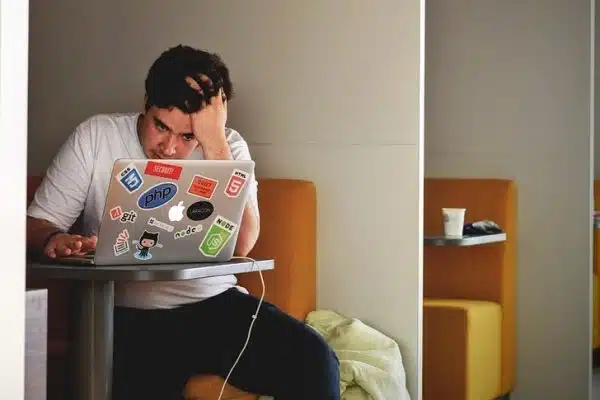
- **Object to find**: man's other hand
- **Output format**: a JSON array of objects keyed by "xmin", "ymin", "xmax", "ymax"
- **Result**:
[{"xmin": 44, "ymin": 233, "xmax": 97, "ymax": 258}]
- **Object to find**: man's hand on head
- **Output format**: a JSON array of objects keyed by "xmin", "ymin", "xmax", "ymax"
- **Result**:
[
  {"xmin": 44, "ymin": 233, "xmax": 97, "ymax": 258},
  {"xmin": 185, "ymin": 74, "xmax": 232, "ymax": 160}
]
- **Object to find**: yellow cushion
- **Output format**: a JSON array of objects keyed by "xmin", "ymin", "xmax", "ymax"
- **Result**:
[{"xmin": 424, "ymin": 299, "xmax": 501, "ymax": 400}]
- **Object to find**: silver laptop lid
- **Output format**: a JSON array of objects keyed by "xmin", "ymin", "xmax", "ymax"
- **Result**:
[{"xmin": 94, "ymin": 158, "xmax": 255, "ymax": 265}]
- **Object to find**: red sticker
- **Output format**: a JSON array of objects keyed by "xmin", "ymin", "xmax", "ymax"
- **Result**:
[
  {"xmin": 144, "ymin": 161, "xmax": 182, "ymax": 180},
  {"xmin": 224, "ymin": 169, "xmax": 249, "ymax": 198},
  {"xmin": 187, "ymin": 175, "xmax": 218, "ymax": 199},
  {"xmin": 110, "ymin": 206, "xmax": 123, "ymax": 220}
]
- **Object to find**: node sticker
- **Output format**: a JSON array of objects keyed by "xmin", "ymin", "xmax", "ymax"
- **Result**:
[
  {"xmin": 109, "ymin": 206, "xmax": 123, "ymax": 220},
  {"xmin": 113, "ymin": 229, "xmax": 130, "ymax": 256},
  {"xmin": 147, "ymin": 217, "xmax": 174, "ymax": 233},
  {"xmin": 132, "ymin": 230, "xmax": 163, "ymax": 261},
  {"xmin": 116, "ymin": 163, "xmax": 144, "ymax": 193},
  {"xmin": 144, "ymin": 161, "xmax": 182, "ymax": 180},
  {"xmin": 187, "ymin": 175, "xmax": 218, "ymax": 199},
  {"xmin": 137, "ymin": 182, "xmax": 178, "ymax": 210},
  {"xmin": 224, "ymin": 169, "xmax": 249, "ymax": 198},
  {"xmin": 199, "ymin": 215, "xmax": 238, "ymax": 257},
  {"xmin": 174, "ymin": 224, "xmax": 203, "ymax": 239}
]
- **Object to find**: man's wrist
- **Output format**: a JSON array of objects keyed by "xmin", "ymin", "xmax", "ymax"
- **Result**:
[
  {"xmin": 201, "ymin": 137, "xmax": 233, "ymax": 160},
  {"xmin": 42, "ymin": 229, "xmax": 65, "ymax": 249}
]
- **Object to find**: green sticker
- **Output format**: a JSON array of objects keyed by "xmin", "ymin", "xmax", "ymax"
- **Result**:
[{"xmin": 199, "ymin": 215, "xmax": 238, "ymax": 257}]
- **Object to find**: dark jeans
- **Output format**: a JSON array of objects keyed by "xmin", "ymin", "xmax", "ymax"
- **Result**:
[{"xmin": 112, "ymin": 287, "xmax": 340, "ymax": 400}]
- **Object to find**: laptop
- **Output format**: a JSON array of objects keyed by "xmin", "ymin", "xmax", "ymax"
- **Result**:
[{"xmin": 55, "ymin": 158, "xmax": 255, "ymax": 266}]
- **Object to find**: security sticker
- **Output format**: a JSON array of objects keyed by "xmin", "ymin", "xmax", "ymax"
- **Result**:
[
  {"xmin": 174, "ymin": 224, "xmax": 203, "ymax": 240},
  {"xmin": 119, "ymin": 210, "xmax": 137, "ymax": 224},
  {"xmin": 116, "ymin": 163, "xmax": 144, "ymax": 193},
  {"xmin": 113, "ymin": 229, "xmax": 130, "ymax": 256},
  {"xmin": 110, "ymin": 206, "xmax": 123, "ymax": 220},
  {"xmin": 132, "ymin": 230, "xmax": 163, "ymax": 261},
  {"xmin": 224, "ymin": 169, "xmax": 249, "ymax": 198},
  {"xmin": 187, "ymin": 175, "xmax": 218, "ymax": 199},
  {"xmin": 147, "ymin": 217, "xmax": 174, "ymax": 232},
  {"xmin": 144, "ymin": 161, "xmax": 183, "ymax": 180},
  {"xmin": 199, "ymin": 215, "xmax": 238, "ymax": 257}
]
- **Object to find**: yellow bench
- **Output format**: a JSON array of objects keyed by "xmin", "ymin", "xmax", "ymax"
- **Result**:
[{"xmin": 423, "ymin": 178, "xmax": 516, "ymax": 400}]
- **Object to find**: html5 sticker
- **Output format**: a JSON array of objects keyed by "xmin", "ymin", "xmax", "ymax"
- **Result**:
[
  {"xmin": 224, "ymin": 169, "xmax": 249, "ymax": 198},
  {"xmin": 187, "ymin": 175, "xmax": 218, "ymax": 199},
  {"xmin": 144, "ymin": 161, "xmax": 182, "ymax": 180}
]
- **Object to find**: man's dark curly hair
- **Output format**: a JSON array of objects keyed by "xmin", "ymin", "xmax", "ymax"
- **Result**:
[{"xmin": 144, "ymin": 44, "xmax": 234, "ymax": 113}]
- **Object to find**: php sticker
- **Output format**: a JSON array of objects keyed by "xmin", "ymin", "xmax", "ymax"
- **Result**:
[
  {"xmin": 132, "ymin": 230, "xmax": 163, "ymax": 261},
  {"xmin": 116, "ymin": 163, "xmax": 144, "ymax": 193},
  {"xmin": 137, "ymin": 182, "xmax": 178, "ymax": 210},
  {"xmin": 186, "ymin": 201, "xmax": 214, "ymax": 221},
  {"xmin": 113, "ymin": 229, "xmax": 130, "ymax": 256},
  {"xmin": 199, "ymin": 215, "xmax": 238, "ymax": 257},
  {"xmin": 110, "ymin": 206, "xmax": 123, "ymax": 220},
  {"xmin": 174, "ymin": 224, "xmax": 203, "ymax": 239},
  {"xmin": 147, "ymin": 217, "xmax": 174, "ymax": 233},
  {"xmin": 224, "ymin": 169, "xmax": 249, "ymax": 198},
  {"xmin": 119, "ymin": 210, "xmax": 137, "ymax": 224},
  {"xmin": 187, "ymin": 175, "xmax": 218, "ymax": 199},
  {"xmin": 144, "ymin": 161, "xmax": 183, "ymax": 180}
]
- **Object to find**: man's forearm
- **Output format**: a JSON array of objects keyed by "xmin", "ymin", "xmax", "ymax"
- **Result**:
[
  {"xmin": 235, "ymin": 202, "xmax": 260, "ymax": 257},
  {"xmin": 27, "ymin": 217, "xmax": 63, "ymax": 253}
]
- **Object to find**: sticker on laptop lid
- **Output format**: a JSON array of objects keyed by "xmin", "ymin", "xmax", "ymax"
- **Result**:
[
  {"xmin": 113, "ymin": 229, "xmax": 130, "ymax": 256},
  {"xmin": 147, "ymin": 217, "xmax": 174, "ymax": 232},
  {"xmin": 186, "ymin": 201, "xmax": 214, "ymax": 221},
  {"xmin": 119, "ymin": 210, "xmax": 137, "ymax": 224},
  {"xmin": 109, "ymin": 206, "xmax": 123, "ymax": 220},
  {"xmin": 199, "ymin": 215, "xmax": 238, "ymax": 257},
  {"xmin": 116, "ymin": 163, "xmax": 144, "ymax": 193},
  {"xmin": 174, "ymin": 224, "xmax": 203, "ymax": 240},
  {"xmin": 187, "ymin": 175, "xmax": 218, "ymax": 199},
  {"xmin": 224, "ymin": 169, "xmax": 249, "ymax": 198},
  {"xmin": 144, "ymin": 161, "xmax": 183, "ymax": 180},
  {"xmin": 137, "ymin": 182, "xmax": 178, "ymax": 210},
  {"xmin": 132, "ymin": 230, "xmax": 163, "ymax": 261}
]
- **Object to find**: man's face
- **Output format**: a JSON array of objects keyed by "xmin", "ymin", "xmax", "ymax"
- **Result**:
[{"xmin": 138, "ymin": 106, "xmax": 199, "ymax": 159}]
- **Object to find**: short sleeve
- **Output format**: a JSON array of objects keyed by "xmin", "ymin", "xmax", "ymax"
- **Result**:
[
  {"xmin": 227, "ymin": 128, "xmax": 259, "ymax": 219},
  {"xmin": 27, "ymin": 118, "xmax": 96, "ymax": 232}
]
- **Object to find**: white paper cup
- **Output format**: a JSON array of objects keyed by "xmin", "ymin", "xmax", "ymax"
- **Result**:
[{"xmin": 442, "ymin": 208, "xmax": 466, "ymax": 238}]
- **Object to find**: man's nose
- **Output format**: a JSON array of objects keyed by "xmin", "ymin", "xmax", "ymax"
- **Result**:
[{"xmin": 161, "ymin": 134, "xmax": 177, "ymax": 155}]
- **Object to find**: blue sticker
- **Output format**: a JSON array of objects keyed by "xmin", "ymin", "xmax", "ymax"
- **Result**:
[
  {"xmin": 137, "ymin": 182, "xmax": 178, "ymax": 210},
  {"xmin": 132, "ymin": 230, "xmax": 163, "ymax": 260},
  {"xmin": 116, "ymin": 163, "xmax": 144, "ymax": 193}
]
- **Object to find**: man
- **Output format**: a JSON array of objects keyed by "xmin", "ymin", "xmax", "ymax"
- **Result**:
[{"xmin": 27, "ymin": 45, "xmax": 340, "ymax": 400}]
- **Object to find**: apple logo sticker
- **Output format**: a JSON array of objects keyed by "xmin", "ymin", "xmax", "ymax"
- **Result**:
[
  {"xmin": 168, "ymin": 201, "xmax": 185, "ymax": 222},
  {"xmin": 186, "ymin": 201, "xmax": 214, "ymax": 221}
]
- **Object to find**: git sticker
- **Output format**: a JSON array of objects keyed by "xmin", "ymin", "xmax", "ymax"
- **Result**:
[
  {"xmin": 199, "ymin": 215, "xmax": 238, "ymax": 257},
  {"xmin": 116, "ymin": 163, "xmax": 144, "ymax": 193},
  {"xmin": 224, "ymin": 169, "xmax": 249, "ymax": 198},
  {"xmin": 113, "ymin": 229, "xmax": 130, "ymax": 256},
  {"xmin": 187, "ymin": 175, "xmax": 218, "ymax": 199},
  {"xmin": 144, "ymin": 161, "xmax": 182, "ymax": 180}
]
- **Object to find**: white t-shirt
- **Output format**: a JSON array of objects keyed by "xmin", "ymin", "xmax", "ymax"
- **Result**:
[{"xmin": 27, "ymin": 113, "xmax": 259, "ymax": 309}]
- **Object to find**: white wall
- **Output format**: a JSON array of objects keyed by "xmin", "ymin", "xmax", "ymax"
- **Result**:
[
  {"xmin": 28, "ymin": 0, "xmax": 424, "ymax": 397},
  {"xmin": 425, "ymin": 1, "xmax": 593, "ymax": 399},
  {"xmin": 0, "ymin": 0, "xmax": 28, "ymax": 398}
]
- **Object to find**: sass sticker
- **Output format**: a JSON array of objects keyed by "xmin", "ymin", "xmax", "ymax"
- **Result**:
[
  {"xmin": 144, "ymin": 161, "xmax": 183, "ymax": 180},
  {"xmin": 174, "ymin": 224, "xmax": 203, "ymax": 239},
  {"xmin": 109, "ymin": 206, "xmax": 123, "ymax": 220},
  {"xmin": 224, "ymin": 169, "xmax": 249, "ymax": 198},
  {"xmin": 186, "ymin": 201, "xmax": 214, "ymax": 221},
  {"xmin": 132, "ymin": 230, "xmax": 163, "ymax": 261},
  {"xmin": 119, "ymin": 210, "xmax": 137, "ymax": 224},
  {"xmin": 113, "ymin": 229, "xmax": 130, "ymax": 256},
  {"xmin": 187, "ymin": 175, "xmax": 218, "ymax": 199},
  {"xmin": 147, "ymin": 217, "xmax": 174, "ymax": 232},
  {"xmin": 199, "ymin": 215, "xmax": 238, "ymax": 257},
  {"xmin": 116, "ymin": 163, "xmax": 144, "ymax": 193},
  {"xmin": 137, "ymin": 182, "xmax": 178, "ymax": 210}
]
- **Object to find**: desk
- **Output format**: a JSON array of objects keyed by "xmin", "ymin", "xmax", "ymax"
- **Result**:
[
  {"xmin": 424, "ymin": 233, "xmax": 507, "ymax": 247},
  {"xmin": 28, "ymin": 259, "xmax": 274, "ymax": 400}
]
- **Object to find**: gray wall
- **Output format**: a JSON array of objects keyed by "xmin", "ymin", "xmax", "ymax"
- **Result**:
[{"xmin": 425, "ymin": 1, "xmax": 593, "ymax": 399}]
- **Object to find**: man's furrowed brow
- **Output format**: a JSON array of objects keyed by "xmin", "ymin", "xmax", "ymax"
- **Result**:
[{"xmin": 153, "ymin": 116, "xmax": 173, "ymax": 132}]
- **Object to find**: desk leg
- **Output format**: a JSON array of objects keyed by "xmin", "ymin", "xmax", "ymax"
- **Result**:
[{"xmin": 76, "ymin": 280, "xmax": 115, "ymax": 400}]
